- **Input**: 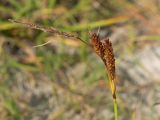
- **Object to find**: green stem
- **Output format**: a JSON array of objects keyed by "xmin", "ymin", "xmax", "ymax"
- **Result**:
[{"xmin": 113, "ymin": 98, "xmax": 118, "ymax": 120}]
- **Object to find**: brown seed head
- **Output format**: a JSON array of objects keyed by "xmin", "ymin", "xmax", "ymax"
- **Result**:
[{"xmin": 91, "ymin": 33, "xmax": 116, "ymax": 99}]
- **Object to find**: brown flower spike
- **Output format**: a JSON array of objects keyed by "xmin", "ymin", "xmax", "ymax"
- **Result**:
[{"xmin": 91, "ymin": 33, "xmax": 116, "ymax": 99}]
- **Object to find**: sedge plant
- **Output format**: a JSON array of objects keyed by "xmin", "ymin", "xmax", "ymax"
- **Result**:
[{"xmin": 9, "ymin": 19, "xmax": 118, "ymax": 120}]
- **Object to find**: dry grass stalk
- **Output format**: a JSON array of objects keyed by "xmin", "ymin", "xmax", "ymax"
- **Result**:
[
  {"xmin": 8, "ymin": 19, "xmax": 89, "ymax": 46},
  {"xmin": 91, "ymin": 33, "xmax": 116, "ymax": 99}
]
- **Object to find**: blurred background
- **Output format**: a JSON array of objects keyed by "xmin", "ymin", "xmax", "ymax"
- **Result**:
[{"xmin": 0, "ymin": 0, "xmax": 160, "ymax": 120}]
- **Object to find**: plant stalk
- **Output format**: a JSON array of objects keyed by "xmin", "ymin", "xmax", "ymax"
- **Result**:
[{"xmin": 113, "ymin": 98, "xmax": 118, "ymax": 120}]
